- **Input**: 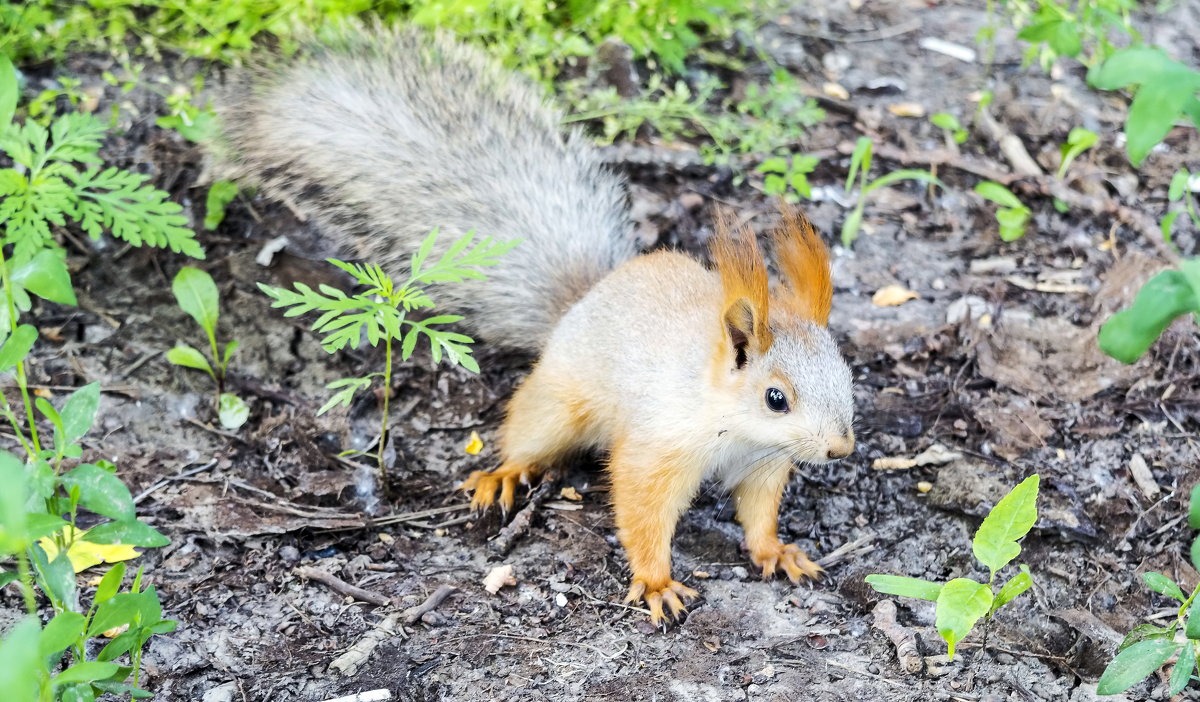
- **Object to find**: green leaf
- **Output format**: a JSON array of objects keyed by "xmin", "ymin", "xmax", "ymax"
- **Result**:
[
  {"xmin": 39, "ymin": 611, "xmax": 85, "ymax": 657},
  {"xmin": 85, "ymin": 519, "xmax": 169, "ymax": 548},
  {"xmin": 864, "ymin": 574, "xmax": 943, "ymax": 601},
  {"xmin": 863, "ymin": 169, "xmax": 944, "ymax": 194},
  {"xmin": 203, "ymin": 180, "xmax": 238, "ymax": 230},
  {"xmin": 931, "ymin": 112, "xmax": 961, "ymax": 131},
  {"xmin": 172, "ymin": 267, "xmax": 220, "ymax": 340},
  {"xmin": 0, "ymin": 618, "xmax": 43, "ymax": 700},
  {"xmin": 1090, "ymin": 47, "xmax": 1176, "ymax": 91},
  {"xmin": 1097, "ymin": 639, "xmax": 1179, "ymax": 695},
  {"xmin": 221, "ymin": 339, "xmax": 239, "ymax": 372},
  {"xmin": 845, "ymin": 137, "xmax": 872, "ymax": 192},
  {"xmin": 218, "ymin": 393, "xmax": 249, "ymax": 430},
  {"xmin": 53, "ymin": 661, "xmax": 121, "ymax": 686},
  {"xmin": 0, "ymin": 570, "xmax": 17, "ymax": 589},
  {"xmin": 1142, "ymin": 572, "xmax": 1186, "ymax": 602},
  {"xmin": 1099, "ymin": 268, "xmax": 1200, "ymax": 363},
  {"xmin": 317, "ymin": 376, "xmax": 372, "ymax": 416},
  {"xmin": 0, "ymin": 53, "xmax": 16, "ymax": 127},
  {"xmin": 1189, "ymin": 484, "xmax": 1200, "ymax": 529},
  {"xmin": 935, "ymin": 578, "xmax": 993, "ymax": 660},
  {"xmin": 1170, "ymin": 640, "xmax": 1195, "ymax": 695},
  {"xmin": 68, "ymin": 166, "xmax": 204, "ymax": 258},
  {"xmin": 1169, "ymin": 170, "xmax": 1190, "ymax": 202},
  {"xmin": 996, "ymin": 207, "xmax": 1031, "ymax": 241},
  {"xmin": 757, "ymin": 157, "xmax": 788, "ymax": 173},
  {"xmin": 61, "ymin": 463, "xmax": 135, "ymax": 521},
  {"xmin": 840, "ymin": 207, "xmax": 863, "ymax": 249},
  {"xmin": 991, "ymin": 566, "xmax": 1033, "ymax": 612},
  {"xmin": 26, "ymin": 513, "xmax": 67, "ymax": 541},
  {"xmin": 0, "ymin": 451, "xmax": 29, "ymax": 554},
  {"xmin": 1125, "ymin": 76, "xmax": 1200, "ymax": 166},
  {"xmin": 11, "ymin": 249, "xmax": 77, "ymax": 306},
  {"xmin": 166, "ymin": 344, "xmax": 214, "ymax": 375},
  {"xmin": 62, "ymin": 683, "xmax": 97, "ymax": 702},
  {"xmin": 60, "ymin": 382, "xmax": 100, "ymax": 447},
  {"xmin": 974, "ymin": 181, "xmax": 1024, "ymax": 209},
  {"xmin": 32, "ymin": 546, "xmax": 76, "ymax": 609},
  {"xmin": 95, "ymin": 561, "xmax": 126, "ymax": 604},
  {"xmin": 1192, "ymin": 534, "xmax": 1200, "ymax": 572},
  {"xmin": 1162, "ymin": 210, "xmax": 1182, "ymax": 243},
  {"xmin": 0, "ymin": 324, "xmax": 37, "ymax": 373},
  {"xmin": 88, "ymin": 592, "xmax": 146, "ymax": 637},
  {"xmin": 1119, "ymin": 623, "xmax": 1173, "ymax": 651},
  {"xmin": 972, "ymin": 474, "xmax": 1040, "ymax": 577}
]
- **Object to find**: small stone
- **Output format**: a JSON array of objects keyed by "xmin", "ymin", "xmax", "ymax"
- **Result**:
[
  {"xmin": 731, "ymin": 566, "xmax": 749, "ymax": 579},
  {"xmin": 555, "ymin": 593, "xmax": 568, "ymax": 607}
]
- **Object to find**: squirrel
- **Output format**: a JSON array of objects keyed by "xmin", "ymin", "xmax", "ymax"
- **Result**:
[{"xmin": 214, "ymin": 27, "xmax": 857, "ymax": 626}]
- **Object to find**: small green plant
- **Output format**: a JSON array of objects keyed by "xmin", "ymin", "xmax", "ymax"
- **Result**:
[
  {"xmin": 1096, "ymin": 485, "xmax": 1200, "ymax": 695},
  {"xmin": 258, "ymin": 229, "xmax": 517, "ymax": 483},
  {"xmin": 1088, "ymin": 47, "xmax": 1200, "ymax": 167},
  {"xmin": 1006, "ymin": 0, "xmax": 1139, "ymax": 71},
  {"xmin": 1098, "ymin": 258, "xmax": 1199, "ymax": 363},
  {"xmin": 840, "ymin": 137, "xmax": 944, "ymax": 248},
  {"xmin": 866, "ymin": 475, "xmax": 1040, "ymax": 659},
  {"xmin": 167, "ymin": 267, "xmax": 248, "ymax": 429},
  {"xmin": 931, "ymin": 112, "xmax": 968, "ymax": 144},
  {"xmin": 757, "ymin": 154, "xmax": 819, "ymax": 202},
  {"xmin": 1161, "ymin": 169, "xmax": 1200, "ymax": 243},
  {"xmin": 1057, "ymin": 126, "xmax": 1098, "ymax": 179},
  {"xmin": 975, "ymin": 181, "xmax": 1033, "ymax": 241}
]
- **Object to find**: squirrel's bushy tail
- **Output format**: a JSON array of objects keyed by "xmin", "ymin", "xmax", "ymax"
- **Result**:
[{"xmin": 214, "ymin": 28, "xmax": 636, "ymax": 352}]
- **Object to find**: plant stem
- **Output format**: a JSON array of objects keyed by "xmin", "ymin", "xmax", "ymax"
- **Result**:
[
  {"xmin": 0, "ymin": 245, "xmax": 41, "ymax": 455},
  {"xmin": 17, "ymin": 549, "xmax": 36, "ymax": 615},
  {"xmin": 377, "ymin": 333, "xmax": 392, "ymax": 491}
]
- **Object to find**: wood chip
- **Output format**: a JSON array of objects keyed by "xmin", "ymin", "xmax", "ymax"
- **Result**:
[
  {"xmin": 483, "ymin": 564, "xmax": 516, "ymax": 594},
  {"xmin": 918, "ymin": 37, "xmax": 977, "ymax": 63},
  {"xmin": 872, "ymin": 285, "xmax": 920, "ymax": 307},
  {"xmin": 887, "ymin": 102, "xmax": 926, "ymax": 118},
  {"xmin": 559, "ymin": 486, "xmax": 583, "ymax": 501},
  {"xmin": 823, "ymin": 82, "xmax": 849, "ymax": 100},
  {"xmin": 1128, "ymin": 453, "xmax": 1160, "ymax": 499},
  {"xmin": 872, "ymin": 444, "xmax": 962, "ymax": 470}
]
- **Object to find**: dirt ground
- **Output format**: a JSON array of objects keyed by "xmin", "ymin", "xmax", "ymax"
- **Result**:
[{"xmin": 6, "ymin": 0, "xmax": 1200, "ymax": 700}]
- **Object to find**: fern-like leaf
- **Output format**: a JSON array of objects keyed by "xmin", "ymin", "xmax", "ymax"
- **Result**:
[{"xmin": 67, "ymin": 167, "xmax": 203, "ymax": 258}]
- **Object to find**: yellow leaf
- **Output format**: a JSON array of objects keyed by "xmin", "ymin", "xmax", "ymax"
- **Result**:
[
  {"xmin": 464, "ymin": 431, "xmax": 484, "ymax": 455},
  {"xmin": 559, "ymin": 486, "xmax": 583, "ymax": 502},
  {"xmin": 872, "ymin": 285, "xmax": 920, "ymax": 307},
  {"xmin": 887, "ymin": 102, "xmax": 926, "ymax": 118},
  {"xmin": 38, "ymin": 526, "xmax": 141, "ymax": 573},
  {"xmin": 822, "ymin": 82, "xmax": 849, "ymax": 100}
]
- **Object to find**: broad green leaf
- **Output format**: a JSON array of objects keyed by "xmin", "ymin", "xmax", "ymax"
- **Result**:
[
  {"xmin": 1189, "ymin": 484, "xmax": 1200, "ymax": 529},
  {"xmin": 0, "ymin": 618, "xmax": 43, "ymax": 699},
  {"xmin": 218, "ymin": 393, "xmax": 249, "ymax": 430},
  {"xmin": 61, "ymin": 382, "xmax": 100, "ymax": 446},
  {"xmin": 995, "ymin": 206, "xmax": 1031, "ymax": 241},
  {"xmin": 85, "ymin": 519, "xmax": 169, "ymax": 548},
  {"xmin": 757, "ymin": 157, "xmax": 788, "ymax": 173},
  {"xmin": 11, "ymin": 249, "xmax": 77, "ymax": 306},
  {"xmin": 1193, "ymin": 534, "xmax": 1200, "ymax": 573},
  {"xmin": 991, "ymin": 566, "xmax": 1033, "ymax": 612},
  {"xmin": 221, "ymin": 340, "xmax": 239, "ymax": 371},
  {"xmin": 32, "ymin": 546, "xmax": 76, "ymax": 609},
  {"xmin": 96, "ymin": 561, "xmax": 126, "ymax": 603},
  {"xmin": 39, "ymin": 611, "xmax": 85, "ymax": 657},
  {"xmin": 61, "ymin": 463, "xmax": 135, "ymax": 521},
  {"xmin": 840, "ymin": 207, "xmax": 863, "ymax": 248},
  {"xmin": 1099, "ymin": 268, "xmax": 1200, "ymax": 363},
  {"xmin": 172, "ymin": 267, "xmax": 220, "ymax": 339},
  {"xmin": 0, "ymin": 451, "xmax": 28, "ymax": 553},
  {"xmin": 53, "ymin": 661, "xmax": 121, "ymax": 686},
  {"xmin": 25, "ymin": 513, "xmax": 67, "ymax": 542},
  {"xmin": 88, "ymin": 592, "xmax": 143, "ymax": 637},
  {"xmin": 203, "ymin": 180, "xmax": 238, "ymax": 230},
  {"xmin": 0, "ymin": 324, "xmax": 37, "ymax": 373},
  {"xmin": 166, "ymin": 344, "xmax": 213, "ymax": 375},
  {"xmin": 1125, "ymin": 75, "xmax": 1200, "ymax": 166},
  {"xmin": 38, "ymin": 525, "xmax": 139, "ymax": 573},
  {"xmin": 864, "ymin": 574, "xmax": 942, "ymax": 601},
  {"xmin": 0, "ymin": 570, "xmax": 16, "ymax": 588},
  {"xmin": 1170, "ymin": 640, "xmax": 1195, "ymax": 695},
  {"xmin": 62, "ymin": 684, "xmax": 97, "ymax": 702},
  {"xmin": 0, "ymin": 53, "xmax": 16, "ymax": 127},
  {"xmin": 975, "ymin": 181, "xmax": 1023, "ymax": 209},
  {"xmin": 1142, "ymin": 572, "xmax": 1186, "ymax": 602},
  {"xmin": 1162, "ymin": 210, "xmax": 1182, "ymax": 243},
  {"xmin": 972, "ymin": 474, "xmax": 1040, "ymax": 577},
  {"xmin": 1119, "ymin": 623, "xmax": 1173, "ymax": 651},
  {"xmin": 1186, "ymin": 593, "xmax": 1200, "ymax": 639},
  {"xmin": 1090, "ymin": 47, "xmax": 1176, "ymax": 90},
  {"xmin": 931, "ymin": 112, "xmax": 961, "ymax": 131},
  {"xmin": 1169, "ymin": 170, "xmax": 1190, "ymax": 202},
  {"xmin": 1097, "ymin": 639, "xmax": 1179, "ymax": 694},
  {"xmin": 935, "ymin": 578, "xmax": 993, "ymax": 660}
]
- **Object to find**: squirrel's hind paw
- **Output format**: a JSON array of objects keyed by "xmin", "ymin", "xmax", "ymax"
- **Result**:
[
  {"xmin": 752, "ymin": 542, "xmax": 823, "ymax": 584},
  {"xmin": 458, "ymin": 463, "xmax": 541, "ymax": 513},
  {"xmin": 625, "ymin": 579, "xmax": 700, "ymax": 627}
]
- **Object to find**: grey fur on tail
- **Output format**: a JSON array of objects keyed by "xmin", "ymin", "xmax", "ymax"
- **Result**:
[{"xmin": 214, "ymin": 28, "xmax": 636, "ymax": 352}]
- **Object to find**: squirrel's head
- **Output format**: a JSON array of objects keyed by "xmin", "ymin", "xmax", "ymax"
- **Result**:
[{"xmin": 709, "ymin": 206, "xmax": 855, "ymax": 467}]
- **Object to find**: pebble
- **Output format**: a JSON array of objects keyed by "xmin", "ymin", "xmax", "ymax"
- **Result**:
[{"xmin": 731, "ymin": 566, "xmax": 749, "ymax": 579}]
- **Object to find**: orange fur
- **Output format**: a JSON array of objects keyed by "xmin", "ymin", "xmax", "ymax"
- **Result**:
[
  {"xmin": 772, "ymin": 205, "xmax": 833, "ymax": 326},
  {"xmin": 710, "ymin": 209, "xmax": 772, "ymax": 350}
]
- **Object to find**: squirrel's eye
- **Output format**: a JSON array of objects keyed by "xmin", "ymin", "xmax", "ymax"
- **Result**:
[{"xmin": 765, "ymin": 387, "xmax": 789, "ymax": 413}]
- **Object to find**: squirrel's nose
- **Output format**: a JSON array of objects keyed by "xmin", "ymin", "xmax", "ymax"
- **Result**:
[{"xmin": 826, "ymin": 433, "xmax": 855, "ymax": 460}]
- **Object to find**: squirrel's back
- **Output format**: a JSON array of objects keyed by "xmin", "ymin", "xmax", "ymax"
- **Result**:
[{"xmin": 215, "ymin": 28, "xmax": 636, "ymax": 351}]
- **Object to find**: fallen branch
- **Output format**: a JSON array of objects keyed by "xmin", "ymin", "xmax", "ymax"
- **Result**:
[
  {"xmin": 402, "ymin": 584, "xmax": 457, "ymax": 625},
  {"xmin": 871, "ymin": 599, "xmax": 923, "ymax": 674},
  {"xmin": 491, "ymin": 482, "xmax": 553, "ymax": 555},
  {"xmin": 330, "ymin": 612, "xmax": 403, "ymax": 676},
  {"xmin": 295, "ymin": 566, "xmax": 391, "ymax": 607}
]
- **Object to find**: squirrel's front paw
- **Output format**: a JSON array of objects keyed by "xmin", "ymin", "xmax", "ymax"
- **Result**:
[
  {"xmin": 458, "ymin": 462, "xmax": 539, "ymax": 513},
  {"xmin": 624, "ymin": 578, "xmax": 700, "ymax": 626},
  {"xmin": 750, "ymin": 542, "xmax": 822, "ymax": 583}
]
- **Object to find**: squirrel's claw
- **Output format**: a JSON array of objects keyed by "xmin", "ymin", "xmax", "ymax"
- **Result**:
[
  {"xmin": 752, "ymin": 542, "xmax": 823, "ymax": 583},
  {"xmin": 625, "ymin": 578, "xmax": 700, "ymax": 627},
  {"xmin": 459, "ymin": 463, "xmax": 540, "ymax": 514}
]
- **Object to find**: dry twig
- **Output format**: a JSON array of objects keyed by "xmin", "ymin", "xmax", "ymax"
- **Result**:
[{"xmin": 295, "ymin": 566, "xmax": 391, "ymax": 607}]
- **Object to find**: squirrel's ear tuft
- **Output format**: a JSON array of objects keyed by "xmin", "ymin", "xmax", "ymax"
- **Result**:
[
  {"xmin": 711, "ymin": 209, "xmax": 772, "ymax": 364},
  {"xmin": 772, "ymin": 204, "xmax": 832, "ymax": 326}
]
